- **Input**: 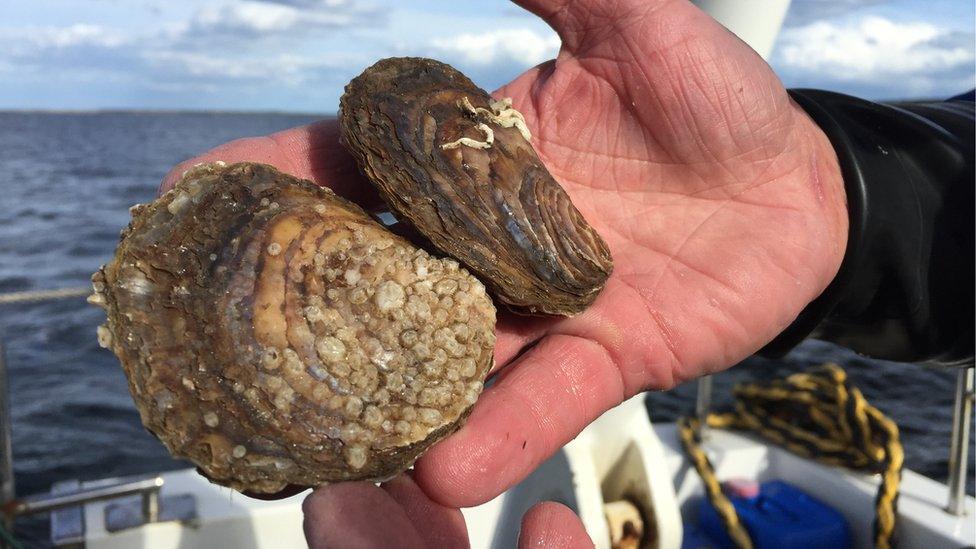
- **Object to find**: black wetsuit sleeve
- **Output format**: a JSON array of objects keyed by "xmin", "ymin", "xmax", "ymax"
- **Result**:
[{"xmin": 761, "ymin": 90, "xmax": 974, "ymax": 367}]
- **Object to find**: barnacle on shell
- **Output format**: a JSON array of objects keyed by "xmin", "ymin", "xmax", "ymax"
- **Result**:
[
  {"xmin": 91, "ymin": 162, "xmax": 495, "ymax": 493},
  {"xmin": 339, "ymin": 57, "xmax": 613, "ymax": 316}
]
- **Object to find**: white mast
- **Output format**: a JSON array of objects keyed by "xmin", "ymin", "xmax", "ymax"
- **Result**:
[{"xmin": 691, "ymin": 0, "xmax": 792, "ymax": 59}]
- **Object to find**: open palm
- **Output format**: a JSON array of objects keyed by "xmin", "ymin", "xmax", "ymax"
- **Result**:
[
  {"xmin": 410, "ymin": 0, "xmax": 848, "ymax": 508},
  {"xmin": 160, "ymin": 0, "xmax": 849, "ymax": 536}
]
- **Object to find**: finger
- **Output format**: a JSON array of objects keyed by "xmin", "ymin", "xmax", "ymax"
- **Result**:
[
  {"xmin": 158, "ymin": 118, "xmax": 380, "ymax": 208},
  {"xmin": 302, "ymin": 482, "xmax": 426, "ymax": 549},
  {"xmin": 518, "ymin": 502, "xmax": 594, "ymax": 549},
  {"xmin": 382, "ymin": 474, "xmax": 469, "ymax": 549},
  {"xmin": 414, "ymin": 334, "xmax": 626, "ymax": 507}
]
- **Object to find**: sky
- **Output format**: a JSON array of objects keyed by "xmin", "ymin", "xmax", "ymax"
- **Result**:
[{"xmin": 0, "ymin": 0, "xmax": 973, "ymax": 112}]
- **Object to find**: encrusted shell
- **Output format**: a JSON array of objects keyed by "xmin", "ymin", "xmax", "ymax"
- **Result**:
[
  {"xmin": 91, "ymin": 162, "xmax": 495, "ymax": 493},
  {"xmin": 339, "ymin": 57, "xmax": 613, "ymax": 316}
]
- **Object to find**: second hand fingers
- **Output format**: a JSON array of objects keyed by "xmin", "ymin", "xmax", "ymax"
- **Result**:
[
  {"xmin": 381, "ymin": 474, "xmax": 469, "ymax": 549},
  {"xmin": 302, "ymin": 482, "xmax": 426, "ymax": 549},
  {"xmin": 518, "ymin": 502, "xmax": 594, "ymax": 549}
]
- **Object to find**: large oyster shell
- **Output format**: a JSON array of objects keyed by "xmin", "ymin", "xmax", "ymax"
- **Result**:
[
  {"xmin": 91, "ymin": 162, "xmax": 496, "ymax": 493},
  {"xmin": 339, "ymin": 57, "xmax": 613, "ymax": 316}
]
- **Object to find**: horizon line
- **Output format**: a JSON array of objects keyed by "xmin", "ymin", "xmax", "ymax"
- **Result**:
[{"xmin": 0, "ymin": 95, "xmax": 952, "ymax": 116}]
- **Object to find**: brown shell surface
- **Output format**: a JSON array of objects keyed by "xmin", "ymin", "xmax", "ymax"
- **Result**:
[
  {"xmin": 91, "ymin": 162, "xmax": 496, "ymax": 493},
  {"xmin": 339, "ymin": 57, "xmax": 613, "ymax": 315}
]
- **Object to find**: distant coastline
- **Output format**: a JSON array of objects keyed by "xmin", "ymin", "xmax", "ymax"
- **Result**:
[{"xmin": 1, "ymin": 97, "xmax": 952, "ymax": 117}]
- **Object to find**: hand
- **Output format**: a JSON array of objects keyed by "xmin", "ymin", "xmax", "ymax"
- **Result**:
[
  {"xmin": 161, "ymin": 0, "xmax": 848, "ymax": 528},
  {"xmin": 301, "ymin": 474, "xmax": 593, "ymax": 549}
]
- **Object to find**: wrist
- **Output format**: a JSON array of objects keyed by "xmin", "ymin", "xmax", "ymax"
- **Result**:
[
  {"xmin": 796, "ymin": 102, "xmax": 850, "ymax": 283},
  {"xmin": 760, "ymin": 90, "xmax": 859, "ymax": 356}
]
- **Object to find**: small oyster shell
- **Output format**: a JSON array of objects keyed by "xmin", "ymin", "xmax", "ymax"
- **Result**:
[
  {"xmin": 339, "ymin": 57, "xmax": 613, "ymax": 316},
  {"xmin": 91, "ymin": 162, "xmax": 495, "ymax": 493}
]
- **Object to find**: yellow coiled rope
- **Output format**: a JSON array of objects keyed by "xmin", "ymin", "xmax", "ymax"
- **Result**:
[{"xmin": 678, "ymin": 363, "xmax": 903, "ymax": 549}]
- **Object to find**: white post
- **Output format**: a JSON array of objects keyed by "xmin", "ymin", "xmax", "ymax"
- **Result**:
[
  {"xmin": 691, "ymin": 0, "xmax": 792, "ymax": 60},
  {"xmin": 695, "ymin": 375, "xmax": 714, "ymax": 438},
  {"xmin": 946, "ymin": 367, "xmax": 974, "ymax": 515}
]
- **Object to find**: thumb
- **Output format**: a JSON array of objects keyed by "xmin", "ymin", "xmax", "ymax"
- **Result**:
[
  {"xmin": 518, "ymin": 502, "xmax": 594, "ymax": 549},
  {"xmin": 510, "ymin": 0, "xmax": 678, "ymax": 53}
]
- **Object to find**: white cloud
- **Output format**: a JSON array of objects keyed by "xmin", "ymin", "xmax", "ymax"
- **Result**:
[
  {"xmin": 0, "ymin": 24, "xmax": 140, "ymax": 83},
  {"xmin": 778, "ymin": 17, "xmax": 973, "ymax": 76},
  {"xmin": 0, "ymin": 0, "xmax": 377, "ymax": 104},
  {"xmin": 144, "ymin": 50, "xmax": 339, "ymax": 86},
  {"xmin": 260, "ymin": 0, "xmax": 356, "ymax": 7},
  {"xmin": 0, "ymin": 24, "xmax": 130, "ymax": 53},
  {"xmin": 198, "ymin": 2, "xmax": 305, "ymax": 34},
  {"xmin": 784, "ymin": 0, "xmax": 889, "ymax": 27},
  {"xmin": 180, "ymin": 0, "xmax": 379, "ymax": 40},
  {"xmin": 430, "ymin": 28, "xmax": 560, "ymax": 67},
  {"xmin": 34, "ymin": 23, "xmax": 130, "ymax": 48}
]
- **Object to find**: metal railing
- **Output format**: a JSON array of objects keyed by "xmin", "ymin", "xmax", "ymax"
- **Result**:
[
  {"xmin": 0, "ymin": 287, "xmax": 92, "ymax": 520},
  {"xmin": 0, "ymin": 287, "xmax": 179, "ymax": 548},
  {"xmin": 4, "ymin": 476, "xmax": 163, "ymax": 523},
  {"xmin": 0, "ymin": 288, "xmax": 90, "ymax": 306}
]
